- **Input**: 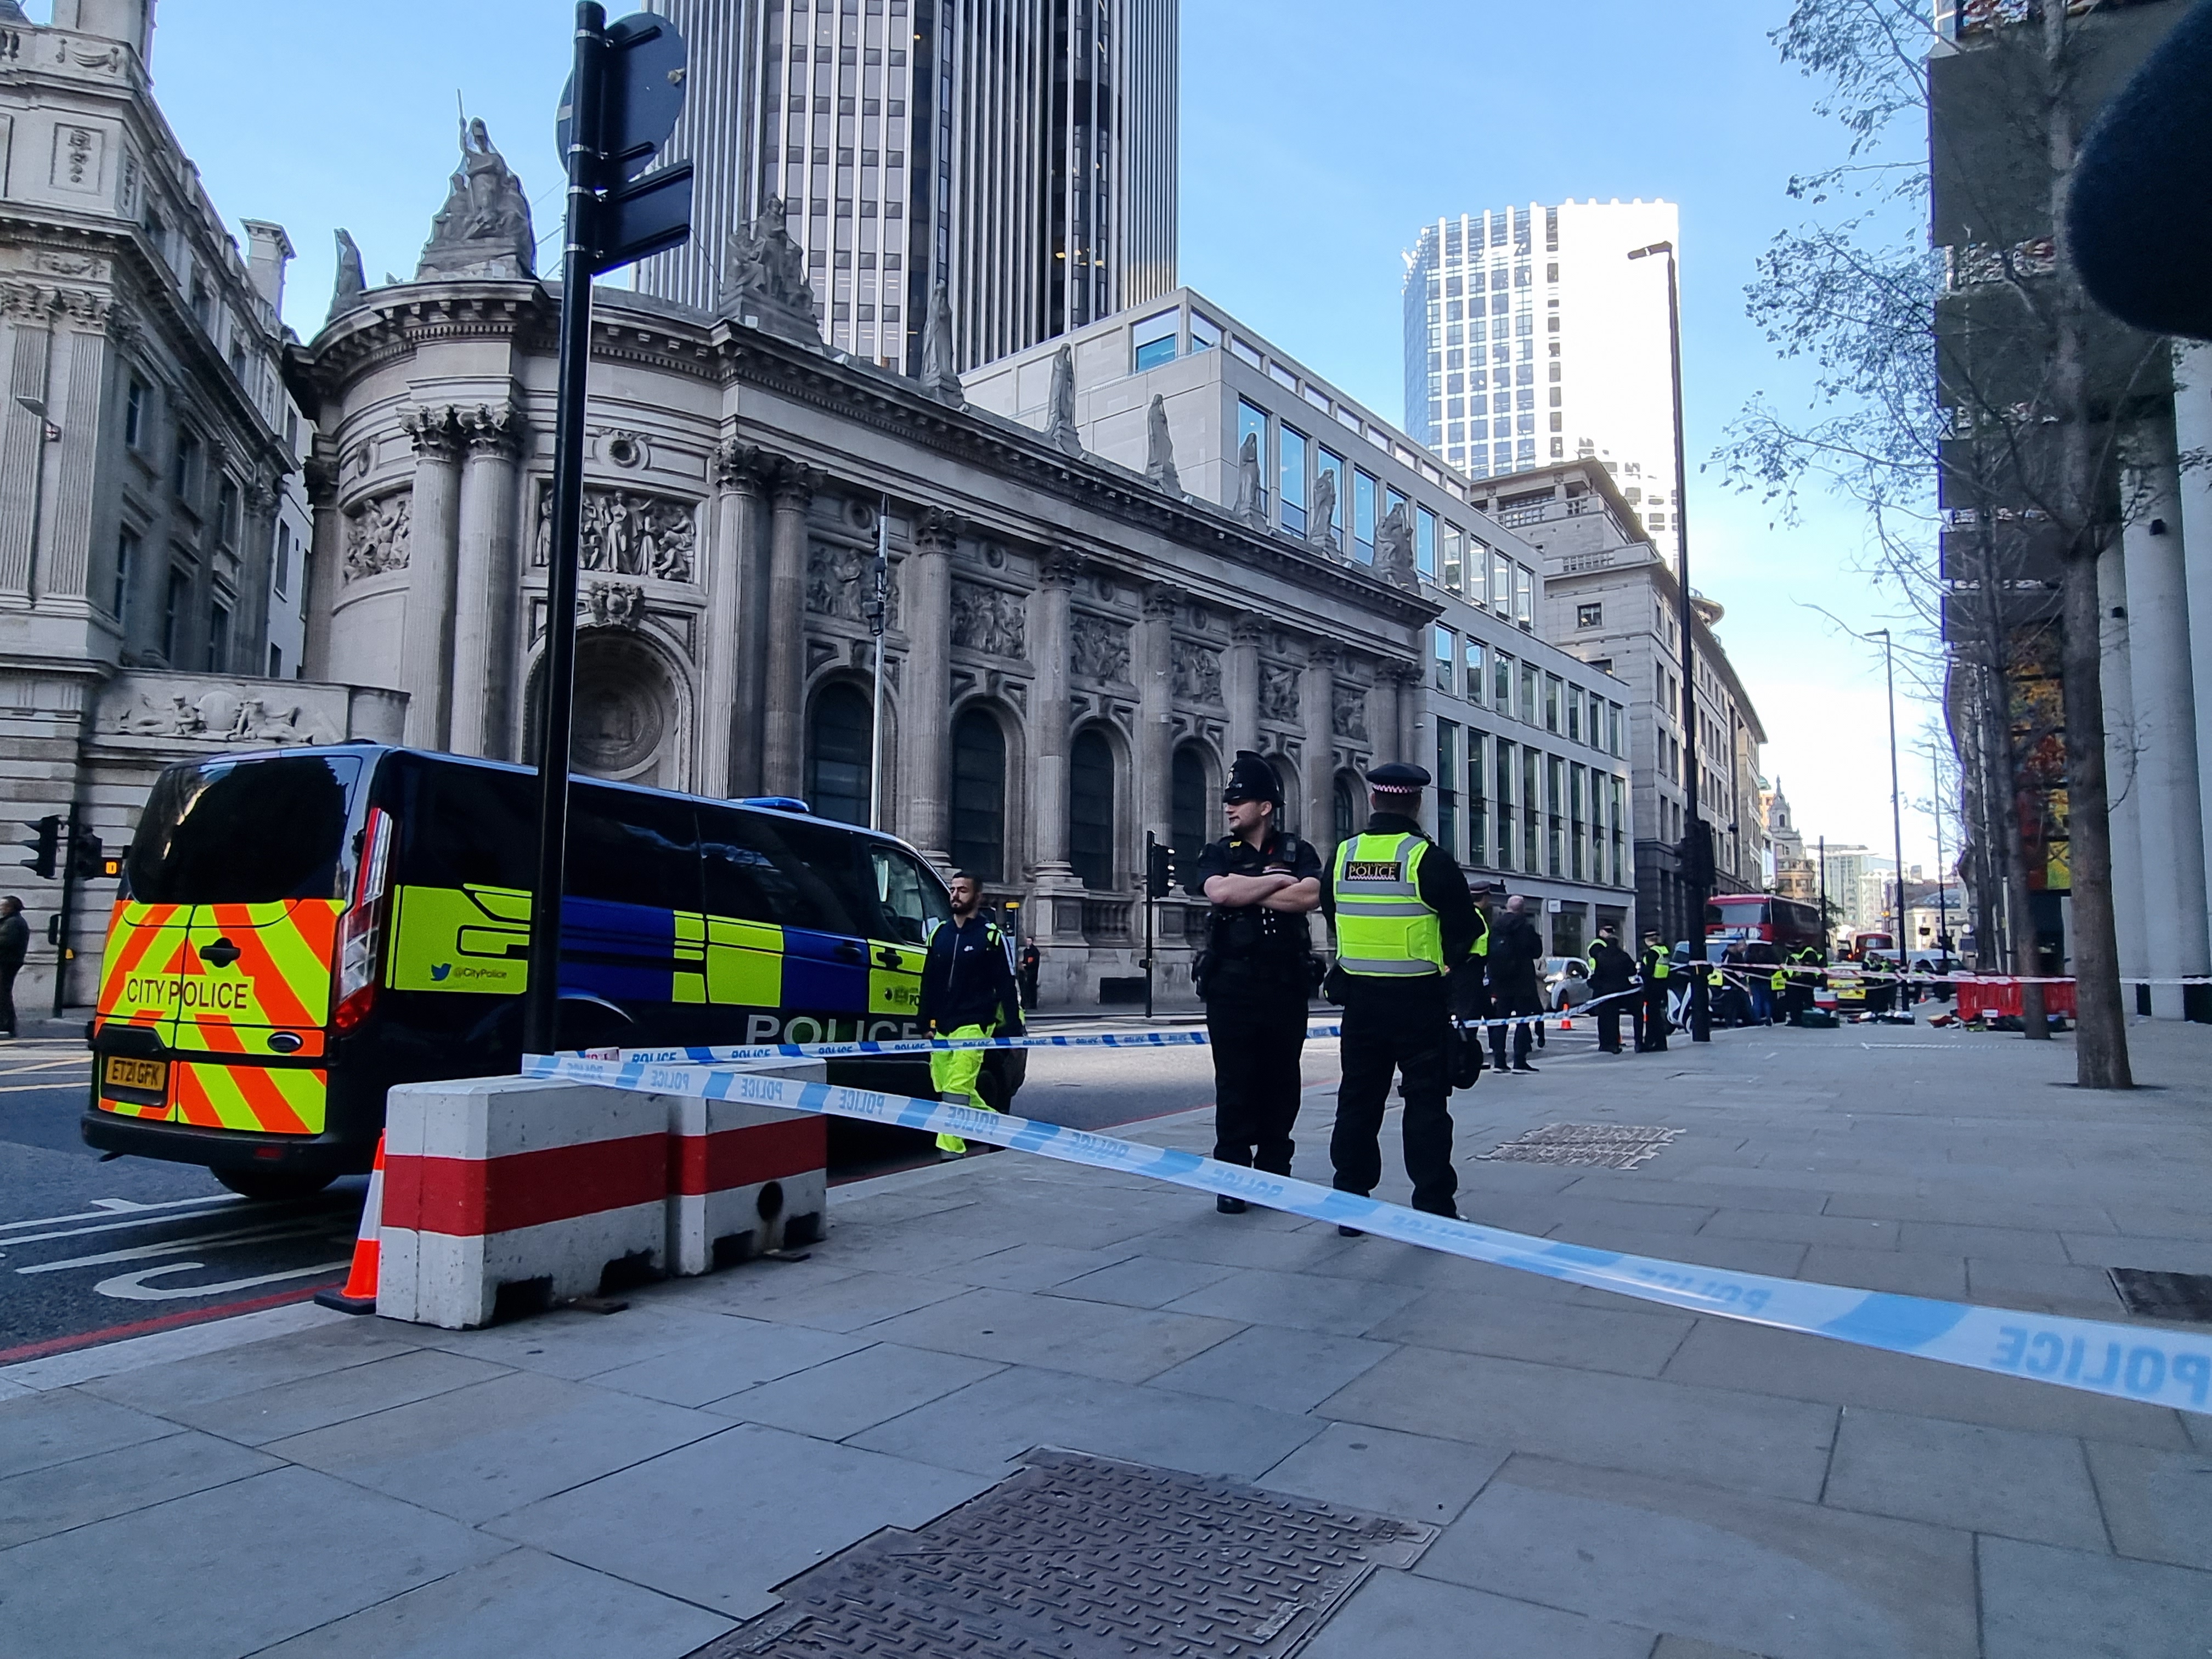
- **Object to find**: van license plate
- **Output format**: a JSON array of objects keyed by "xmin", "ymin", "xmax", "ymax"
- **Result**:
[{"xmin": 104, "ymin": 1056, "xmax": 167, "ymax": 1093}]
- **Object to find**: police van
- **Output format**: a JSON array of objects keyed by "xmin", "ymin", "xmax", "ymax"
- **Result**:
[{"xmin": 84, "ymin": 746, "xmax": 981, "ymax": 1199}]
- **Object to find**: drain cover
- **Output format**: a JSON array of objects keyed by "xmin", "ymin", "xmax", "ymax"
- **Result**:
[
  {"xmin": 2109, "ymin": 1267, "xmax": 2212, "ymax": 1322},
  {"xmin": 1478, "ymin": 1122, "xmax": 1679, "ymax": 1169},
  {"xmin": 689, "ymin": 1448, "xmax": 1435, "ymax": 1658}
]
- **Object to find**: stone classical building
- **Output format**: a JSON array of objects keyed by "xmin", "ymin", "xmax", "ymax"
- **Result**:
[
  {"xmin": 292, "ymin": 262, "xmax": 1435, "ymax": 1006},
  {"xmin": 0, "ymin": 1, "xmax": 402, "ymax": 1015}
]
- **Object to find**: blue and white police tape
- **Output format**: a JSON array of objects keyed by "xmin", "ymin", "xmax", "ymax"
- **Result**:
[
  {"xmin": 601, "ymin": 988, "xmax": 1641, "ymax": 1070},
  {"xmin": 526, "ymin": 1049, "xmax": 2212, "ymax": 1417}
]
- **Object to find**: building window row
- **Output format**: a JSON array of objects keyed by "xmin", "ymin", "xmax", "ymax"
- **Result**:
[
  {"xmin": 1430, "ymin": 623, "xmax": 1623, "ymax": 756},
  {"xmin": 1434, "ymin": 717, "xmax": 1628, "ymax": 888}
]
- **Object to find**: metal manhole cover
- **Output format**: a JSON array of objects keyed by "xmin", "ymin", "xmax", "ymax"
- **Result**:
[
  {"xmin": 2109, "ymin": 1267, "xmax": 2212, "ymax": 1322},
  {"xmin": 687, "ymin": 1448, "xmax": 1436, "ymax": 1658},
  {"xmin": 1477, "ymin": 1122, "xmax": 1679, "ymax": 1169}
]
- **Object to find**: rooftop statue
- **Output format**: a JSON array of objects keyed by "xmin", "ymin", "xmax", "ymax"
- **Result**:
[
  {"xmin": 920, "ymin": 279, "xmax": 962, "ymax": 404},
  {"xmin": 1045, "ymin": 345, "xmax": 1082, "ymax": 456},
  {"xmin": 328, "ymin": 229, "xmax": 367, "ymax": 321},
  {"xmin": 417, "ymin": 117, "xmax": 537, "ymax": 280},
  {"xmin": 717, "ymin": 195, "xmax": 822, "ymax": 346},
  {"xmin": 1146, "ymin": 394, "xmax": 1181, "ymax": 496},
  {"xmin": 1309, "ymin": 467, "xmax": 1339, "ymax": 553},
  {"xmin": 1375, "ymin": 501, "xmax": 1420, "ymax": 590}
]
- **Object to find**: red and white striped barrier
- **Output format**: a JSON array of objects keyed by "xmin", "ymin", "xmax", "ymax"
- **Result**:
[
  {"xmin": 667, "ymin": 1065, "xmax": 828, "ymax": 1276},
  {"xmin": 378, "ymin": 1075, "xmax": 672, "ymax": 1329}
]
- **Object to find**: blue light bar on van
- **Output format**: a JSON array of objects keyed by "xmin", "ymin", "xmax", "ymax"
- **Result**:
[{"xmin": 740, "ymin": 796, "xmax": 811, "ymax": 814}]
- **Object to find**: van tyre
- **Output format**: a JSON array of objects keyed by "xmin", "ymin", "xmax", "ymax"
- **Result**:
[{"xmin": 215, "ymin": 1169, "xmax": 337, "ymax": 1203}]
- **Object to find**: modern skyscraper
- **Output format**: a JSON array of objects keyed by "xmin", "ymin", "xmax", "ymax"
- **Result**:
[
  {"xmin": 640, "ymin": 0, "xmax": 1177, "ymax": 374},
  {"xmin": 1403, "ymin": 199, "xmax": 1681, "ymax": 568}
]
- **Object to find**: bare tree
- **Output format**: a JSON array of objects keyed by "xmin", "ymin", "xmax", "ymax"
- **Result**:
[{"xmin": 1723, "ymin": 0, "xmax": 2162, "ymax": 1086}]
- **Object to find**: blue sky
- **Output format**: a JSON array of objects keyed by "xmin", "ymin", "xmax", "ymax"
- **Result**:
[{"xmin": 126, "ymin": 0, "xmax": 1943, "ymax": 870}]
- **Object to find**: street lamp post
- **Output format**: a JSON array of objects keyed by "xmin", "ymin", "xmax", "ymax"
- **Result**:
[
  {"xmin": 1871, "ymin": 628, "xmax": 1908, "ymax": 1008},
  {"xmin": 1931, "ymin": 738, "xmax": 1953, "ymax": 978},
  {"xmin": 1628, "ymin": 240, "xmax": 1708, "ymax": 1042}
]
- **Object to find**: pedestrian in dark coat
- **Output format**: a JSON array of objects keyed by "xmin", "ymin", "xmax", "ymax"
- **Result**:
[
  {"xmin": 1486, "ymin": 896, "xmax": 1544, "ymax": 1073},
  {"xmin": 1585, "ymin": 923, "xmax": 1636, "ymax": 1053},
  {"xmin": 0, "ymin": 897, "xmax": 24, "ymax": 1039}
]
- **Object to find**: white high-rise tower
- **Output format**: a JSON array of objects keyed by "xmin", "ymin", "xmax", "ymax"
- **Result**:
[
  {"xmin": 1403, "ymin": 199, "xmax": 1681, "ymax": 568},
  {"xmin": 639, "ymin": 0, "xmax": 1177, "ymax": 375}
]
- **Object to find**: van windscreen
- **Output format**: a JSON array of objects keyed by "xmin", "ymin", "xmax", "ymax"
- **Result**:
[{"xmin": 126, "ymin": 755, "xmax": 363, "ymax": 904}]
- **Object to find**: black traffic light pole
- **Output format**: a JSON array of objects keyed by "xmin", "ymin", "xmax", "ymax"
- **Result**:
[
  {"xmin": 521, "ymin": 5, "xmax": 692, "ymax": 1056},
  {"xmin": 521, "ymin": 3, "xmax": 608, "ymax": 1059},
  {"xmin": 1629, "ymin": 240, "xmax": 1709, "ymax": 1043}
]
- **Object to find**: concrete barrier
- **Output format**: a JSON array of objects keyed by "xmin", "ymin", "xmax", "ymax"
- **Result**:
[
  {"xmin": 376, "ymin": 1063, "xmax": 831, "ymax": 1329},
  {"xmin": 378, "ymin": 1075, "xmax": 672, "ymax": 1329},
  {"xmin": 667, "ymin": 1060, "xmax": 828, "ymax": 1275}
]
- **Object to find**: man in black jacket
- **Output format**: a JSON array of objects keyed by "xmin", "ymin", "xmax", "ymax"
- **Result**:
[
  {"xmin": 1485, "ymin": 895, "xmax": 1544, "ymax": 1074},
  {"xmin": 1585, "ymin": 922, "xmax": 1636, "ymax": 1054},
  {"xmin": 0, "ymin": 896, "xmax": 25, "ymax": 1039},
  {"xmin": 919, "ymin": 873, "xmax": 1022, "ymax": 1156}
]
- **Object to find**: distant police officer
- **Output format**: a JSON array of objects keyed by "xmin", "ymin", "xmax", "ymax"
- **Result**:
[
  {"xmin": 1323, "ymin": 763, "xmax": 1483, "ymax": 1231},
  {"xmin": 1635, "ymin": 927, "xmax": 1673, "ymax": 1052},
  {"xmin": 1196, "ymin": 752, "xmax": 1323, "ymax": 1214},
  {"xmin": 919, "ymin": 872, "xmax": 1023, "ymax": 1156},
  {"xmin": 1586, "ymin": 922, "xmax": 1636, "ymax": 1053}
]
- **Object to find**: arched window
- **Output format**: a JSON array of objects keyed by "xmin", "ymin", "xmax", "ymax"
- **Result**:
[
  {"xmin": 950, "ymin": 707, "xmax": 1006, "ymax": 881},
  {"xmin": 1069, "ymin": 728, "xmax": 1115, "ymax": 890},
  {"xmin": 806, "ymin": 682, "xmax": 872, "ymax": 826},
  {"xmin": 1333, "ymin": 774, "xmax": 1359, "ymax": 846},
  {"xmin": 1171, "ymin": 746, "xmax": 1210, "ymax": 888},
  {"xmin": 1268, "ymin": 755, "xmax": 1299, "ymax": 836}
]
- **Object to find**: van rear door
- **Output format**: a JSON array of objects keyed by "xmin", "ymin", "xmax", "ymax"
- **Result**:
[{"xmin": 97, "ymin": 754, "xmax": 362, "ymax": 1132}]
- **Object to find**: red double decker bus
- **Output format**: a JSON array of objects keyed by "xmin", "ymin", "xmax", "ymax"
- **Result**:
[{"xmin": 1705, "ymin": 894, "xmax": 1825, "ymax": 955}]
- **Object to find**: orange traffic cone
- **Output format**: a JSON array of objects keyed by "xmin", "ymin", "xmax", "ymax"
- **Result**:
[
  {"xmin": 315, "ymin": 1132, "xmax": 385, "ymax": 1314},
  {"xmin": 1559, "ymin": 1018, "xmax": 1573, "ymax": 1030}
]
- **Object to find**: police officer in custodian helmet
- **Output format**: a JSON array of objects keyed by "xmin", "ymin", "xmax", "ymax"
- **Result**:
[
  {"xmin": 1196, "ymin": 752, "xmax": 1323, "ymax": 1214},
  {"xmin": 1322, "ymin": 761, "xmax": 1483, "ymax": 1231}
]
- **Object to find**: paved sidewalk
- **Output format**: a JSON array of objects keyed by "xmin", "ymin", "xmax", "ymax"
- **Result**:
[{"xmin": 3, "ymin": 1018, "xmax": 2210, "ymax": 1657}]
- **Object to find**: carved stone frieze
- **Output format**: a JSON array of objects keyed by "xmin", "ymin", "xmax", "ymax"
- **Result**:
[
  {"xmin": 342, "ymin": 492, "xmax": 411, "ymax": 582},
  {"xmin": 110, "ymin": 684, "xmax": 335, "ymax": 745},
  {"xmin": 951, "ymin": 581, "xmax": 1027, "ymax": 659},
  {"xmin": 1070, "ymin": 612, "xmax": 1131, "ymax": 684},
  {"xmin": 533, "ymin": 485, "xmax": 697, "ymax": 582},
  {"xmin": 1259, "ymin": 662, "xmax": 1301, "ymax": 723},
  {"xmin": 1172, "ymin": 639, "xmax": 1222, "ymax": 706},
  {"xmin": 1331, "ymin": 681, "xmax": 1370, "ymax": 743},
  {"xmin": 806, "ymin": 541, "xmax": 901, "ymax": 628}
]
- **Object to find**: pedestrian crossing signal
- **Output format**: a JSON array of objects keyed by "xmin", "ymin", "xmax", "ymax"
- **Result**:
[{"xmin": 67, "ymin": 830, "xmax": 104, "ymax": 882}]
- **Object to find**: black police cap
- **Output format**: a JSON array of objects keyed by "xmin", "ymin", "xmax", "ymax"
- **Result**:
[
  {"xmin": 1365, "ymin": 762, "xmax": 1431, "ymax": 792},
  {"xmin": 1222, "ymin": 750, "xmax": 1282, "ymax": 806}
]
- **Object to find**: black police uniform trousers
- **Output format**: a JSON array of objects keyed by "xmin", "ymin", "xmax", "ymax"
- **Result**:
[
  {"xmin": 1638, "ymin": 981, "xmax": 1671, "ymax": 1051},
  {"xmin": 1591, "ymin": 986, "xmax": 1630, "ymax": 1052},
  {"xmin": 1331, "ymin": 977, "xmax": 1457, "ymax": 1215},
  {"xmin": 1205, "ymin": 970, "xmax": 1308, "ymax": 1173}
]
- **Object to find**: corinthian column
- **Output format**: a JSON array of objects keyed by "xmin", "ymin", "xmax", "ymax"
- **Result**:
[
  {"xmin": 1029, "ymin": 550, "xmax": 1079, "ymax": 878},
  {"xmin": 450, "ymin": 403, "xmax": 524, "ymax": 759},
  {"xmin": 397, "ymin": 405, "xmax": 465, "ymax": 747},
  {"xmin": 901, "ymin": 507, "xmax": 957, "ymax": 864},
  {"xmin": 703, "ymin": 441, "xmax": 765, "ymax": 796},
  {"xmin": 1138, "ymin": 585, "xmax": 1178, "ymax": 851},
  {"xmin": 760, "ymin": 460, "xmax": 817, "ymax": 797},
  {"xmin": 1227, "ymin": 613, "xmax": 1263, "ymax": 758},
  {"xmin": 300, "ymin": 453, "xmax": 338, "ymax": 679},
  {"xmin": 1302, "ymin": 641, "xmax": 1339, "ymax": 849}
]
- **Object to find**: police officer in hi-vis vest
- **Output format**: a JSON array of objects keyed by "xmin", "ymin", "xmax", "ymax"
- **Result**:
[
  {"xmin": 1635, "ymin": 927, "xmax": 1673, "ymax": 1052},
  {"xmin": 1585, "ymin": 922, "xmax": 1637, "ymax": 1054},
  {"xmin": 1195, "ymin": 752, "xmax": 1323, "ymax": 1214},
  {"xmin": 1322, "ymin": 762, "xmax": 1483, "ymax": 1232}
]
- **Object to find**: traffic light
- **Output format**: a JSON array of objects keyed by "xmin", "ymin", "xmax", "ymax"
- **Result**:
[
  {"xmin": 68, "ymin": 830, "xmax": 104, "ymax": 882},
  {"xmin": 1145, "ymin": 836, "xmax": 1175, "ymax": 900},
  {"xmin": 17, "ymin": 815, "xmax": 58, "ymax": 879}
]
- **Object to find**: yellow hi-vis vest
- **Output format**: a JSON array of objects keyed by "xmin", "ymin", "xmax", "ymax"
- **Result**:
[{"xmin": 1331, "ymin": 833, "xmax": 1446, "ymax": 977}]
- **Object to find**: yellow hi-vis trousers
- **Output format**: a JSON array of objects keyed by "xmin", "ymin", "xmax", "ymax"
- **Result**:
[{"xmin": 930, "ymin": 1023, "xmax": 995, "ymax": 1153}]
